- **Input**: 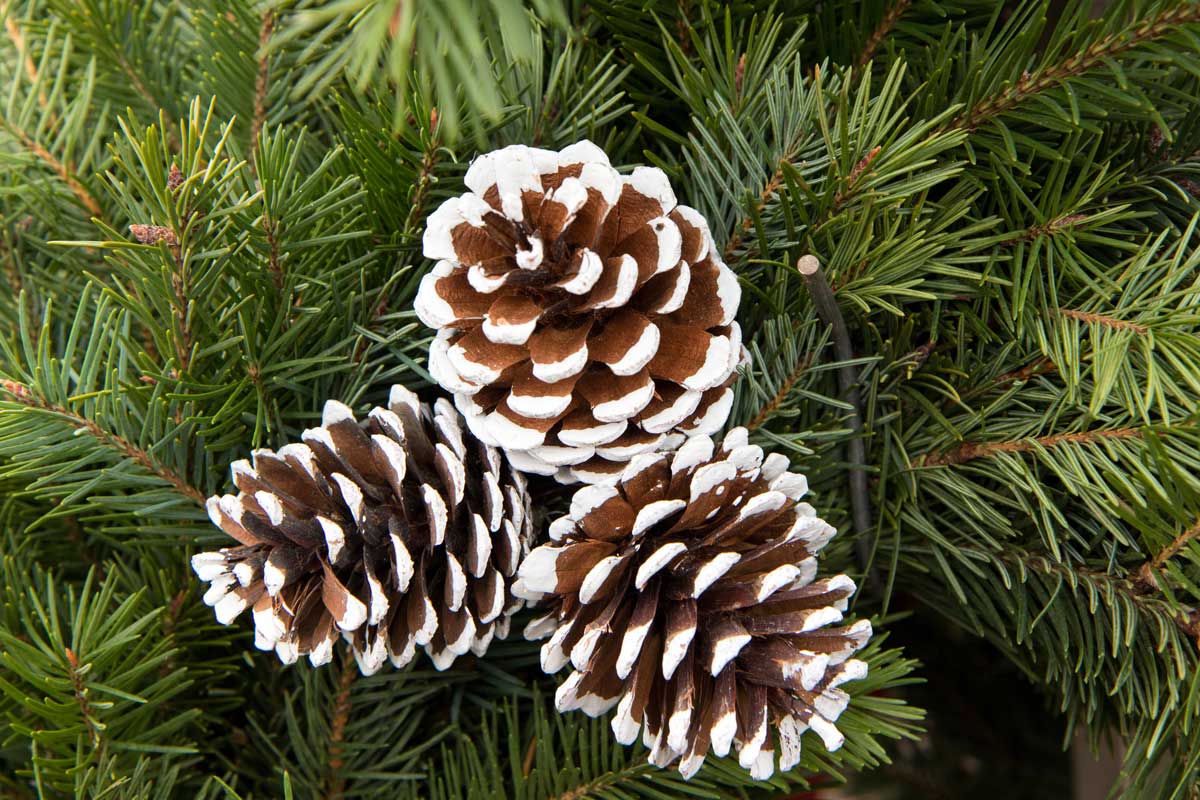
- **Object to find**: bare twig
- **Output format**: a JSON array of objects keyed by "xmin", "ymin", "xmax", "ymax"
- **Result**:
[
  {"xmin": 856, "ymin": 0, "xmax": 913, "ymax": 69},
  {"xmin": 249, "ymin": 8, "xmax": 275, "ymax": 168},
  {"xmin": 798, "ymin": 255, "xmax": 875, "ymax": 583},
  {"xmin": 918, "ymin": 425, "xmax": 1163, "ymax": 467}
]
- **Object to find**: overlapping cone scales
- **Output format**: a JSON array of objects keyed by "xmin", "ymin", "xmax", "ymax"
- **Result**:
[
  {"xmin": 417, "ymin": 140, "xmax": 745, "ymax": 483},
  {"xmin": 515, "ymin": 428, "xmax": 871, "ymax": 779},
  {"xmin": 192, "ymin": 386, "xmax": 533, "ymax": 674}
]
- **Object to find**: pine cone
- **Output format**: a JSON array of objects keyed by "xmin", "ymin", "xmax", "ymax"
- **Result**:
[
  {"xmin": 514, "ymin": 427, "xmax": 871, "ymax": 779},
  {"xmin": 191, "ymin": 386, "xmax": 533, "ymax": 674},
  {"xmin": 416, "ymin": 140, "xmax": 745, "ymax": 484}
]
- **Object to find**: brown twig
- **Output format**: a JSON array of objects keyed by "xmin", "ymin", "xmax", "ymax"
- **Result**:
[
  {"xmin": 992, "ymin": 356, "xmax": 1058, "ymax": 387},
  {"xmin": 522, "ymin": 734, "xmax": 538, "ymax": 776},
  {"xmin": 3, "ymin": 124, "xmax": 103, "ymax": 218},
  {"xmin": 2, "ymin": 1, "xmax": 43, "ymax": 101},
  {"xmin": 249, "ymin": 8, "xmax": 275, "ymax": 168},
  {"xmin": 1006, "ymin": 212, "xmax": 1089, "ymax": 243},
  {"xmin": 65, "ymin": 647, "xmax": 102, "ymax": 747},
  {"xmin": 1060, "ymin": 308, "xmax": 1149, "ymax": 335},
  {"xmin": 918, "ymin": 425, "xmax": 1155, "ymax": 467},
  {"xmin": 325, "ymin": 650, "xmax": 358, "ymax": 800},
  {"xmin": 949, "ymin": 6, "xmax": 1200, "ymax": 131},
  {"xmin": 857, "ymin": 0, "xmax": 913, "ymax": 69},
  {"xmin": 746, "ymin": 354, "xmax": 813, "ymax": 432},
  {"xmin": 1133, "ymin": 518, "xmax": 1200, "ymax": 594},
  {"xmin": 1, "ymin": 379, "xmax": 206, "ymax": 505}
]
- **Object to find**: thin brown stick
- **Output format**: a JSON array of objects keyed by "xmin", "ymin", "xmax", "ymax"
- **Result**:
[
  {"xmin": 4, "ymin": 124, "xmax": 103, "ymax": 217},
  {"xmin": 745, "ymin": 355, "xmax": 812, "ymax": 432},
  {"xmin": 249, "ymin": 8, "xmax": 275, "ymax": 166},
  {"xmin": 2, "ymin": 1, "xmax": 40, "ymax": 90},
  {"xmin": 857, "ymin": 0, "xmax": 913, "ymax": 69},
  {"xmin": 1006, "ymin": 212, "xmax": 1089, "ymax": 243},
  {"xmin": 1060, "ymin": 308, "xmax": 1149, "ymax": 335},
  {"xmin": 949, "ymin": 6, "xmax": 1200, "ymax": 131},
  {"xmin": 325, "ymin": 650, "xmax": 357, "ymax": 800},
  {"xmin": 65, "ymin": 647, "xmax": 102, "ymax": 747},
  {"xmin": 918, "ymin": 425, "xmax": 1156, "ymax": 467},
  {"xmin": 1, "ymin": 379, "xmax": 206, "ymax": 505}
]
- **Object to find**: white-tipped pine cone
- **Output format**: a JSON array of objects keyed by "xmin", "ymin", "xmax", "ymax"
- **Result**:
[
  {"xmin": 191, "ymin": 386, "xmax": 533, "ymax": 674},
  {"xmin": 514, "ymin": 427, "xmax": 871, "ymax": 780},
  {"xmin": 416, "ymin": 140, "xmax": 744, "ymax": 484}
]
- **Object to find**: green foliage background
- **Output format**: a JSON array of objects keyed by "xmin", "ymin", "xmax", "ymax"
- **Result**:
[{"xmin": 0, "ymin": 0, "xmax": 1199, "ymax": 797}]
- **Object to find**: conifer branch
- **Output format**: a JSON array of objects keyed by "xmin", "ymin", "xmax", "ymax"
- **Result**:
[
  {"xmin": 1133, "ymin": 517, "xmax": 1200, "ymax": 593},
  {"xmin": 250, "ymin": 8, "xmax": 275, "ymax": 168},
  {"xmin": 1060, "ymin": 308, "xmax": 1149, "ymax": 334},
  {"xmin": 0, "ymin": 379, "xmax": 206, "ymax": 505},
  {"xmin": 0, "ymin": 122, "xmax": 104, "ymax": 218},
  {"xmin": 856, "ymin": 0, "xmax": 912, "ymax": 69},
  {"xmin": 746, "ymin": 353, "xmax": 813, "ymax": 432},
  {"xmin": 992, "ymin": 356, "xmax": 1058, "ymax": 387},
  {"xmin": 1, "ymin": 1, "xmax": 42, "ymax": 100},
  {"xmin": 65, "ymin": 647, "xmax": 102, "ymax": 748},
  {"xmin": 1008, "ymin": 213, "xmax": 1089, "ymax": 242},
  {"xmin": 917, "ymin": 424, "xmax": 1180, "ymax": 467},
  {"xmin": 949, "ymin": 5, "xmax": 1200, "ymax": 132}
]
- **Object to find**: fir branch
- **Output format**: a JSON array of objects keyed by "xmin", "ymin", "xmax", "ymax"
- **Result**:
[
  {"xmin": 949, "ymin": 5, "xmax": 1200, "ymax": 132},
  {"xmin": 1060, "ymin": 308, "xmax": 1150, "ymax": 335},
  {"xmin": 745, "ymin": 353, "xmax": 813, "ymax": 432},
  {"xmin": 856, "ymin": 0, "xmax": 912, "ymax": 70},
  {"xmin": 65, "ymin": 646, "xmax": 102, "ymax": 748},
  {"xmin": 1134, "ymin": 517, "xmax": 1200, "ymax": 593},
  {"xmin": 0, "ymin": 379, "xmax": 206, "ymax": 505},
  {"xmin": 1007, "ymin": 212, "xmax": 1089, "ymax": 243},
  {"xmin": 0, "ymin": 121, "xmax": 104, "ymax": 218},
  {"xmin": 992, "ymin": 356, "xmax": 1058, "ymax": 387},
  {"xmin": 917, "ymin": 424, "xmax": 1171, "ymax": 467},
  {"xmin": 1, "ymin": 1, "xmax": 41, "ymax": 98},
  {"xmin": 249, "ymin": 8, "xmax": 275, "ymax": 168}
]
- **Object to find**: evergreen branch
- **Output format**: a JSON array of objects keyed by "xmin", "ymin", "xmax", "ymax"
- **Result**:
[
  {"xmin": 1060, "ymin": 308, "xmax": 1150, "ymax": 334},
  {"xmin": 249, "ymin": 8, "xmax": 275, "ymax": 168},
  {"xmin": 992, "ymin": 356, "xmax": 1058, "ymax": 387},
  {"xmin": 0, "ymin": 121, "xmax": 104, "ymax": 218},
  {"xmin": 1134, "ymin": 517, "xmax": 1200, "ymax": 592},
  {"xmin": 1150, "ymin": 517, "xmax": 1200, "ymax": 573},
  {"xmin": 949, "ymin": 4, "xmax": 1200, "ymax": 132},
  {"xmin": 745, "ymin": 353, "xmax": 812, "ymax": 432},
  {"xmin": 917, "ymin": 424, "xmax": 1182, "ymax": 467},
  {"xmin": 1, "ymin": 1, "xmax": 40, "ymax": 95},
  {"xmin": 988, "ymin": 547, "xmax": 1200, "ymax": 645},
  {"xmin": 1007, "ymin": 213, "xmax": 1089, "ymax": 243},
  {"xmin": 856, "ymin": 0, "xmax": 912, "ymax": 70},
  {"xmin": 0, "ymin": 379, "xmax": 206, "ymax": 505},
  {"xmin": 721, "ymin": 151, "xmax": 791, "ymax": 262},
  {"xmin": 65, "ymin": 646, "xmax": 102, "ymax": 748}
]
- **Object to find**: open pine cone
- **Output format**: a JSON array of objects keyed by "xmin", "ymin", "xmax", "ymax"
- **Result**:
[
  {"xmin": 514, "ymin": 427, "xmax": 871, "ymax": 779},
  {"xmin": 416, "ymin": 140, "xmax": 744, "ymax": 484},
  {"xmin": 192, "ymin": 386, "xmax": 533, "ymax": 674}
]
